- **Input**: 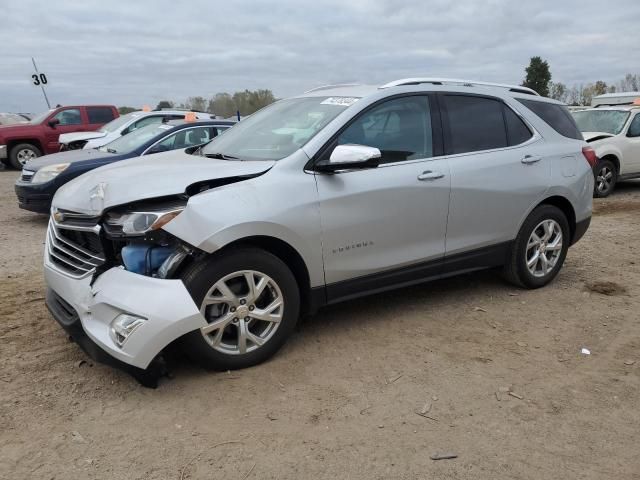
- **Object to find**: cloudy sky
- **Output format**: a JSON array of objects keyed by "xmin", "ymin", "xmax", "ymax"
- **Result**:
[{"xmin": 2, "ymin": 0, "xmax": 639, "ymax": 113}]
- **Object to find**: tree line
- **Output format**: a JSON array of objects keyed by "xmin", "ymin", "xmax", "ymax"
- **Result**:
[
  {"xmin": 522, "ymin": 56, "xmax": 639, "ymax": 105},
  {"xmin": 115, "ymin": 64, "xmax": 640, "ymax": 116},
  {"xmin": 118, "ymin": 89, "xmax": 277, "ymax": 117}
]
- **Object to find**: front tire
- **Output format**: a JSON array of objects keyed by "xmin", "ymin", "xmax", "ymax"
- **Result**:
[
  {"xmin": 9, "ymin": 143, "xmax": 41, "ymax": 169},
  {"xmin": 593, "ymin": 159, "xmax": 617, "ymax": 198},
  {"xmin": 503, "ymin": 205, "xmax": 570, "ymax": 289},
  {"xmin": 180, "ymin": 248, "xmax": 300, "ymax": 371}
]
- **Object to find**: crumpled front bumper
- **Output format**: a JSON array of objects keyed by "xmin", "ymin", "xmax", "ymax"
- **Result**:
[{"xmin": 44, "ymin": 258, "xmax": 207, "ymax": 380}]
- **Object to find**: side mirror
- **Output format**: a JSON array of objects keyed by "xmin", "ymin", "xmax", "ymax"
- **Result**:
[
  {"xmin": 48, "ymin": 118, "xmax": 60, "ymax": 128},
  {"xmin": 315, "ymin": 144, "xmax": 381, "ymax": 173}
]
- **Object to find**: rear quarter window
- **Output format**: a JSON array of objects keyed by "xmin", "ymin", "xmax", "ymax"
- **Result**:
[
  {"xmin": 517, "ymin": 99, "xmax": 582, "ymax": 140},
  {"xmin": 87, "ymin": 107, "xmax": 116, "ymax": 124}
]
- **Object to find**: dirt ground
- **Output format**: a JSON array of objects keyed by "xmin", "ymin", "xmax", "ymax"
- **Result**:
[{"xmin": 0, "ymin": 167, "xmax": 639, "ymax": 480}]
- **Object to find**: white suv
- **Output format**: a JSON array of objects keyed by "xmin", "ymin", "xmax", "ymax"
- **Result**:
[
  {"xmin": 58, "ymin": 110, "xmax": 213, "ymax": 151},
  {"xmin": 44, "ymin": 78, "xmax": 594, "ymax": 386},
  {"xmin": 572, "ymin": 102, "xmax": 640, "ymax": 197}
]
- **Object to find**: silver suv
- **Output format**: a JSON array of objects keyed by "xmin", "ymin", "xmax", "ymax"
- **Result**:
[{"xmin": 44, "ymin": 78, "xmax": 594, "ymax": 386}]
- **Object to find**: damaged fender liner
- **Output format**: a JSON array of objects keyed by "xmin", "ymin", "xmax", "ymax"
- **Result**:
[{"xmin": 46, "ymin": 289, "xmax": 165, "ymax": 388}]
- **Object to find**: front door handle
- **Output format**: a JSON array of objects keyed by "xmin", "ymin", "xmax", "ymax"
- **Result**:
[
  {"xmin": 521, "ymin": 155, "xmax": 542, "ymax": 165},
  {"xmin": 417, "ymin": 170, "xmax": 445, "ymax": 181}
]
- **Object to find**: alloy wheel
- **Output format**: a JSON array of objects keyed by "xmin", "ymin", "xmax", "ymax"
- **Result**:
[
  {"xmin": 199, "ymin": 270, "xmax": 284, "ymax": 355},
  {"xmin": 16, "ymin": 148, "xmax": 37, "ymax": 166},
  {"xmin": 596, "ymin": 166, "xmax": 614, "ymax": 195},
  {"xmin": 525, "ymin": 219, "xmax": 563, "ymax": 278}
]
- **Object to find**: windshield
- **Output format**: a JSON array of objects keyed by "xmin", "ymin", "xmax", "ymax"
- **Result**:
[
  {"xmin": 30, "ymin": 110, "xmax": 54, "ymax": 124},
  {"xmin": 201, "ymin": 96, "xmax": 358, "ymax": 161},
  {"xmin": 98, "ymin": 123, "xmax": 173, "ymax": 154},
  {"xmin": 572, "ymin": 110, "xmax": 630, "ymax": 135},
  {"xmin": 99, "ymin": 112, "xmax": 139, "ymax": 133}
]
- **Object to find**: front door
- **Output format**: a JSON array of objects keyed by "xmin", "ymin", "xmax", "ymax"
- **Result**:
[
  {"xmin": 44, "ymin": 108, "xmax": 84, "ymax": 152},
  {"xmin": 621, "ymin": 113, "xmax": 640, "ymax": 174},
  {"xmin": 313, "ymin": 95, "xmax": 450, "ymax": 300}
]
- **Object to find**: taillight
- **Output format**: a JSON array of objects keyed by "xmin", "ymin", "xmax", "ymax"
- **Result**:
[{"xmin": 582, "ymin": 146, "xmax": 598, "ymax": 168}]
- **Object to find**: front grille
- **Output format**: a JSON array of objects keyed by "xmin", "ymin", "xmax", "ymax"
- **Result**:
[
  {"xmin": 21, "ymin": 169, "xmax": 35, "ymax": 182},
  {"xmin": 47, "ymin": 220, "xmax": 105, "ymax": 278}
]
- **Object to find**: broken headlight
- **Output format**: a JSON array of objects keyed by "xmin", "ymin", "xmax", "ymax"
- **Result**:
[{"xmin": 105, "ymin": 203, "xmax": 185, "ymax": 236}]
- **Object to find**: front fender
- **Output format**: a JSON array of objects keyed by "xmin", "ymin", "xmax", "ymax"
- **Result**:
[{"xmin": 163, "ymin": 162, "xmax": 324, "ymax": 287}]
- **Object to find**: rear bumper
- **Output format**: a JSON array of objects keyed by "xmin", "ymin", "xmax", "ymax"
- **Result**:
[
  {"xmin": 0, "ymin": 144, "xmax": 7, "ymax": 159},
  {"xmin": 572, "ymin": 216, "xmax": 591, "ymax": 245}
]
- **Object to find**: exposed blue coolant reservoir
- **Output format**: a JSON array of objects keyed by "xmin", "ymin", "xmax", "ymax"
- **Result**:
[{"xmin": 121, "ymin": 245, "xmax": 174, "ymax": 275}]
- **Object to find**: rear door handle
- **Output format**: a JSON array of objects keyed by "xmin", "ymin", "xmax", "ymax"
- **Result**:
[
  {"xmin": 417, "ymin": 170, "xmax": 445, "ymax": 181},
  {"xmin": 521, "ymin": 155, "xmax": 542, "ymax": 165}
]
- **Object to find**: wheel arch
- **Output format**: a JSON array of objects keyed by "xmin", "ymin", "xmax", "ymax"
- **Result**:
[
  {"xmin": 7, "ymin": 138, "xmax": 44, "ymax": 152},
  {"xmin": 598, "ymin": 153, "xmax": 620, "ymax": 173},
  {"xmin": 536, "ymin": 195, "xmax": 576, "ymax": 241},
  {"xmin": 203, "ymin": 235, "xmax": 317, "ymax": 316}
]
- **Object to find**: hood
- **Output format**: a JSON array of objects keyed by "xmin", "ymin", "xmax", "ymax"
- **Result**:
[
  {"xmin": 52, "ymin": 150, "xmax": 275, "ymax": 215},
  {"xmin": 0, "ymin": 123, "xmax": 40, "ymax": 137},
  {"xmin": 24, "ymin": 149, "xmax": 115, "ymax": 171},
  {"xmin": 582, "ymin": 131, "xmax": 615, "ymax": 143},
  {"xmin": 59, "ymin": 131, "xmax": 107, "ymax": 144}
]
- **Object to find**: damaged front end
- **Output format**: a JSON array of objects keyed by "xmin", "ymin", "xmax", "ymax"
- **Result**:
[
  {"xmin": 45, "ymin": 197, "xmax": 208, "ymax": 388},
  {"xmin": 100, "ymin": 196, "xmax": 198, "ymax": 280}
]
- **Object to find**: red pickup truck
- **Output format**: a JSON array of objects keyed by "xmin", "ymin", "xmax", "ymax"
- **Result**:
[{"xmin": 0, "ymin": 105, "xmax": 118, "ymax": 169}]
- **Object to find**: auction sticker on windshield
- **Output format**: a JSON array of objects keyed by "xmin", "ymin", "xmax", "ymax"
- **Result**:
[{"xmin": 321, "ymin": 97, "xmax": 359, "ymax": 106}]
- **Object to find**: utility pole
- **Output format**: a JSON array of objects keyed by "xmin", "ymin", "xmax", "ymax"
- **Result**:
[{"xmin": 31, "ymin": 57, "xmax": 51, "ymax": 109}]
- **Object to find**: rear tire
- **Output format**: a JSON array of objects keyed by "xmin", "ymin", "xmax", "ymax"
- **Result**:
[
  {"xmin": 9, "ymin": 143, "xmax": 41, "ymax": 169},
  {"xmin": 593, "ymin": 159, "xmax": 617, "ymax": 198},
  {"xmin": 180, "ymin": 248, "xmax": 300, "ymax": 371},
  {"xmin": 503, "ymin": 205, "xmax": 570, "ymax": 289}
]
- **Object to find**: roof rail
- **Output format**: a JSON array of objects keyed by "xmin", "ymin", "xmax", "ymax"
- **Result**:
[
  {"xmin": 304, "ymin": 83, "xmax": 361, "ymax": 93},
  {"xmin": 379, "ymin": 78, "xmax": 540, "ymax": 96}
]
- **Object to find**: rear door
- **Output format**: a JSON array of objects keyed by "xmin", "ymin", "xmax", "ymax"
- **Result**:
[
  {"xmin": 441, "ymin": 93, "xmax": 549, "ymax": 256},
  {"xmin": 314, "ymin": 94, "xmax": 451, "ymax": 298}
]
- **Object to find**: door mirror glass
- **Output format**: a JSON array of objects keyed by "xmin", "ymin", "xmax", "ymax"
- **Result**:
[
  {"xmin": 316, "ymin": 144, "xmax": 381, "ymax": 172},
  {"xmin": 48, "ymin": 118, "xmax": 60, "ymax": 128}
]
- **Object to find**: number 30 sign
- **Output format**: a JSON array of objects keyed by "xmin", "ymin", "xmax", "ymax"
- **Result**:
[{"xmin": 32, "ymin": 73, "xmax": 48, "ymax": 86}]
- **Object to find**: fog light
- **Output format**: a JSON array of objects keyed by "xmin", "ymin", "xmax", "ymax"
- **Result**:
[{"xmin": 110, "ymin": 314, "xmax": 146, "ymax": 348}]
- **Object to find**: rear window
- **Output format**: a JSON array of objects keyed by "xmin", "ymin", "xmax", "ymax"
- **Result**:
[
  {"xmin": 517, "ymin": 99, "xmax": 582, "ymax": 140},
  {"xmin": 443, "ymin": 95, "xmax": 507, "ymax": 154},
  {"xmin": 504, "ymin": 106, "xmax": 533, "ymax": 146},
  {"xmin": 87, "ymin": 107, "xmax": 116, "ymax": 124}
]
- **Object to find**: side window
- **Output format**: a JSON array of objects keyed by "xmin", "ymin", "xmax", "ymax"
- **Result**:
[
  {"xmin": 214, "ymin": 126, "xmax": 230, "ymax": 136},
  {"xmin": 154, "ymin": 127, "xmax": 211, "ymax": 152},
  {"xmin": 627, "ymin": 115, "xmax": 640, "ymax": 138},
  {"xmin": 504, "ymin": 105, "xmax": 533, "ymax": 146},
  {"xmin": 131, "ymin": 115, "xmax": 164, "ymax": 132},
  {"xmin": 517, "ymin": 99, "xmax": 583, "ymax": 140},
  {"xmin": 443, "ymin": 95, "xmax": 507, "ymax": 154},
  {"xmin": 87, "ymin": 107, "xmax": 115, "ymax": 124},
  {"xmin": 53, "ymin": 108, "xmax": 82, "ymax": 126},
  {"xmin": 332, "ymin": 96, "xmax": 433, "ymax": 164},
  {"xmin": 183, "ymin": 127, "xmax": 211, "ymax": 146}
]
